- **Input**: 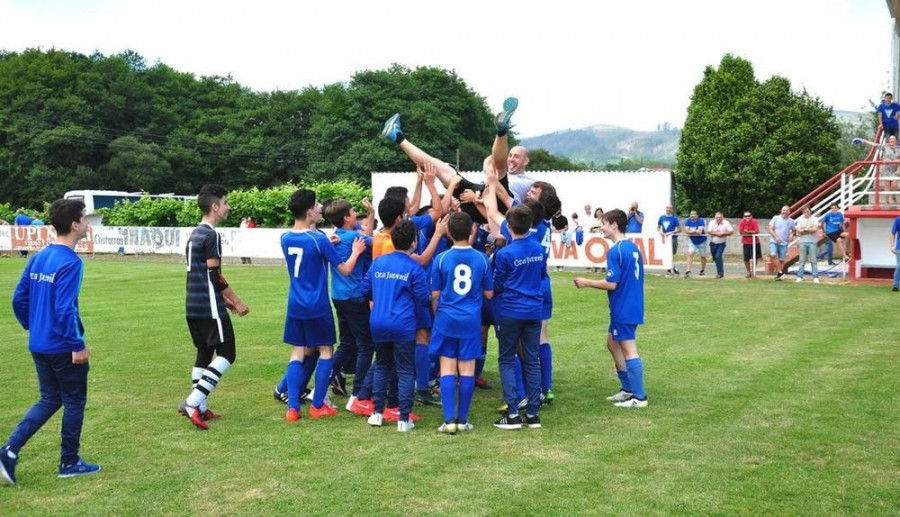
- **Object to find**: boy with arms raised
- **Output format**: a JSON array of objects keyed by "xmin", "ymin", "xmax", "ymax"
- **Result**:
[
  {"xmin": 573, "ymin": 209, "xmax": 648, "ymax": 408},
  {"xmin": 430, "ymin": 212, "xmax": 494, "ymax": 433},
  {"xmin": 179, "ymin": 184, "xmax": 249, "ymax": 430},
  {"xmin": 280, "ymin": 189, "xmax": 365, "ymax": 422},
  {"xmin": 361, "ymin": 220, "xmax": 432, "ymax": 432}
]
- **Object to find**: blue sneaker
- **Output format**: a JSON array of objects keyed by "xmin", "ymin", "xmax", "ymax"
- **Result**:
[
  {"xmin": 381, "ymin": 113, "xmax": 402, "ymax": 143},
  {"xmin": 0, "ymin": 446, "xmax": 17, "ymax": 486},
  {"xmin": 494, "ymin": 97, "xmax": 518, "ymax": 132},
  {"xmin": 58, "ymin": 457, "xmax": 101, "ymax": 478}
]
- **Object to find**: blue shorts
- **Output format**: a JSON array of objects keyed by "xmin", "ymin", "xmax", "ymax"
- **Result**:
[
  {"xmin": 415, "ymin": 304, "xmax": 433, "ymax": 330},
  {"xmin": 283, "ymin": 314, "xmax": 336, "ymax": 347},
  {"xmin": 608, "ymin": 322, "xmax": 637, "ymax": 341},
  {"xmin": 770, "ymin": 241, "xmax": 788, "ymax": 261},
  {"xmin": 541, "ymin": 276, "xmax": 553, "ymax": 320},
  {"xmin": 429, "ymin": 328, "xmax": 481, "ymax": 360}
]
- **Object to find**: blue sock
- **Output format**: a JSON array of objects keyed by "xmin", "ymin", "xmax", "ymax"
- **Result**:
[
  {"xmin": 539, "ymin": 343, "xmax": 553, "ymax": 392},
  {"xmin": 277, "ymin": 371, "xmax": 288, "ymax": 393},
  {"xmin": 617, "ymin": 369, "xmax": 631, "ymax": 393},
  {"xmin": 514, "ymin": 355, "xmax": 526, "ymax": 400},
  {"xmin": 440, "ymin": 374, "xmax": 456, "ymax": 423},
  {"xmin": 457, "ymin": 375, "xmax": 475, "ymax": 424},
  {"xmin": 313, "ymin": 357, "xmax": 334, "ymax": 408},
  {"xmin": 415, "ymin": 344, "xmax": 430, "ymax": 391},
  {"xmin": 286, "ymin": 360, "xmax": 303, "ymax": 410},
  {"xmin": 625, "ymin": 357, "xmax": 645, "ymax": 400}
]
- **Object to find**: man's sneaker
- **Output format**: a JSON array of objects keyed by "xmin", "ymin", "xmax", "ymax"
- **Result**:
[
  {"xmin": 183, "ymin": 405, "xmax": 209, "ymax": 430},
  {"xmin": 493, "ymin": 413, "xmax": 522, "ymax": 430},
  {"xmin": 397, "ymin": 420, "xmax": 415, "ymax": 432},
  {"xmin": 58, "ymin": 458, "xmax": 101, "ymax": 478},
  {"xmin": 330, "ymin": 373, "xmax": 347, "ymax": 397},
  {"xmin": 0, "ymin": 446, "xmax": 17, "ymax": 486},
  {"xmin": 494, "ymin": 97, "xmax": 518, "ymax": 132},
  {"xmin": 614, "ymin": 398, "xmax": 648, "ymax": 408},
  {"xmin": 775, "ymin": 272, "xmax": 784, "ymax": 281},
  {"xmin": 672, "ymin": 267, "xmax": 680, "ymax": 275},
  {"xmin": 367, "ymin": 412, "xmax": 383, "ymax": 427},
  {"xmin": 524, "ymin": 414, "xmax": 542, "ymax": 429},
  {"xmin": 795, "ymin": 277, "xmax": 803, "ymax": 283},
  {"xmin": 381, "ymin": 113, "xmax": 402, "ymax": 142},
  {"xmin": 474, "ymin": 377, "xmax": 491, "ymax": 390},
  {"xmin": 457, "ymin": 421, "xmax": 475, "ymax": 432},
  {"xmin": 415, "ymin": 389, "xmax": 441, "ymax": 406},
  {"xmin": 285, "ymin": 408, "xmax": 300, "ymax": 422},
  {"xmin": 309, "ymin": 404, "xmax": 339, "ymax": 419},
  {"xmin": 606, "ymin": 390, "xmax": 633, "ymax": 402},
  {"xmin": 698, "ymin": 270, "xmax": 705, "ymax": 276},
  {"xmin": 349, "ymin": 398, "xmax": 374, "ymax": 416},
  {"xmin": 438, "ymin": 421, "xmax": 458, "ymax": 434},
  {"xmin": 684, "ymin": 271, "xmax": 691, "ymax": 278},
  {"xmin": 384, "ymin": 406, "xmax": 420, "ymax": 422},
  {"xmin": 273, "ymin": 387, "xmax": 288, "ymax": 404},
  {"xmin": 200, "ymin": 409, "xmax": 221, "ymax": 421},
  {"xmin": 545, "ymin": 389, "xmax": 555, "ymax": 403},
  {"xmin": 813, "ymin": 278, "xmax": 820, "ymax": 284}
]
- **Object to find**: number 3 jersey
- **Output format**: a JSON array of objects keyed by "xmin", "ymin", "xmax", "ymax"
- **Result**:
[
  {"xmin": 605, "ymin": 239, "xmax": 644, "ymax": 325},
  {"xmin": 430, "ymin": 246, "xmax": 494, "ymax": 339},
  {"xmin": 281, "ymin": 229, "xmax": 345, "ymax": 319}
]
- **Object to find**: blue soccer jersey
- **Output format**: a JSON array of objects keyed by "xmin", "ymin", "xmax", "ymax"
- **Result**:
[
  {"xmin": 493, "ymin": 237, "xmax": 545, "ymax": 321},
  {"xmin": 330, "ymin": 228, "xmax": 372, "ymax": 300},
  {"xmin": 658, "ymin": 215, "xmax": 679, "ymax": 233},
  {"xmin": 605, "ymin": 239, "xmax": 645, "ymax": 325},
  {"xmin": 281, "ymin": 229, "xmax": 345, "ymax": 319},
  {"xmin": 500, "ymin": 219, "xmax": 551, "ymax": 264},
  {"xmin": 431, "ymin": 246, "xmax": 494, "ymax": 339},
  {"xmin": 822, "ymin": 212, "xmax": 845, "ymax": 234},
  {"xmin": 362, "ymin": 251, "xmax": 430, "ymax": 343}
]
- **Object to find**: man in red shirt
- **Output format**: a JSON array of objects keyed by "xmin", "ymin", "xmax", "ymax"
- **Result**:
[{"xmin": 738, "ymin": 211, "xmax": 761, "ymax": 278}]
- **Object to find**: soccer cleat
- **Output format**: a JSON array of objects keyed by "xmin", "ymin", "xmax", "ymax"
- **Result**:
[
  {"xmin": 496, "ymin": 398, "xmax": 527, "ymax": 414},
  {"xmin": 457, "ymin": 421, "xmax": 475, "ymax": 432},
  {"xmin": 330, "ymin": 373, "xmax": 347, "ymax": 397},
  {"xmin": 397, "ymin": 420, "xmax": 415, "ymax": 432},
  {"xmin": 177, "ymin": 399, "xmax": 189, "ymax": 415},
  {"xmin": 285, "ymin": 408, "xmax": 301, "ymax": 422},
  {"xmin": 345, "ymin": 395, "xmax": 357, "ymax": 412},
  {"xmin": 493, "ymin": 413, "xmax": 523, "ymax": 430},
  {"xmin": 367, "ymin": 412, "xmax": 383, "ymax": 427},
  {"xmin": 614, "ymin": 398, "xmax": 648, "ymax": 408},
  {"xmin": 384, "ymin": 406, "xmax": 420, "ymax": 422},
  {"xmin": 545, "ymin": 389, "xmax": 555, "ymax": 403},
  {"xmin": 200, "ymin": 408, "xmax": 221, "ymax": 421},
  {"xmin": 302, "ymin": 388, "xmax": 313, "ymax": 401},
  {"xmin": 349, "ymin": 397, "xmax": 375, "ymax": 416},
  {"xmin": 605, "ymin": 390, "xmax": 633, "ymax": 402},
  {"xmin": 494, "ymin": 97, "xmax": 519, "ymax": 132},
  {"xmin": 381, "ymin": 113, "xmax": 402, "ymax": 142},
  {"xmin": 0, "ymin": 446, "xmax": 17, "ymax": 486},
  {"xmin": 309, "ymin": 404, "xmax": 339, "ymax": 418},
  {"xmin": 438, "ymin": 422, "xmax": 458, "ymax": 434},
  {"xmin": 524, "ymin": 414, "xmax": 542, "ymax": 429},
  {"xmin": 273, "ymin": 388, "xmax": 288, "ymax": 404},
  {"xmin": 58, "ymin": 457, "xmax": 101, "ymax": 478},
  {"xmin": 415, "ymin": 389, "xmax": 441, "ymax": 406},
  {"xmin": 474, "ymin": 377, "xmax": 491, "ymax": 390},
  {"xmin": 183, "ymin": 405, "xmax": 209, "ymax": 430}
]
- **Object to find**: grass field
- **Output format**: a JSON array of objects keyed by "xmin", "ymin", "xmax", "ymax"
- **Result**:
[{"xmin": 0, "ymin": 257, "xmax": 898, "ymax": 516}]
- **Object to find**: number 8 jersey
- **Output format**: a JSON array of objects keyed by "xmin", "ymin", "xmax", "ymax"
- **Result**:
[{"xmin": 430, "ymin": 246, "xmax": 494, "ymax": 339}]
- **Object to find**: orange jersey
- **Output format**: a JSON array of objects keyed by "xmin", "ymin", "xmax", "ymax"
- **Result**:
[{"xmin": 372, "ymin": 231, "xmax": 395, "ymax": 259}]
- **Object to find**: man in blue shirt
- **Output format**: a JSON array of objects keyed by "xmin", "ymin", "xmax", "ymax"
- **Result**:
[
  {"xmin": 877, "ymin": 92, "xmax": 900, "ymax": 139},
  {"xmin": 431, "ymin": 212, "xmax": 494, "ymax": 433},
  {"xmin": 362, "ymin": 220, "xmax": 431, "ymax": 432},
  {"xmin": 573, "ymin": 208, "xmax": 647, "ymax": 408},
  {"xmin": 3, "ymin": 199, "xmax": 100, "ymax": 485},
  {"xmin": 13, "ymin": 209, "xmax": 31, "ymax": 258},
  {"xmin": 683, "ymin": 210, "xmax": 707, "ymax": 277},
  {"xmin": 657, "ymin": 204, "xmax": 680, "ymax": 275},
  {"xmin": 280, "ymin": 189, "xmax": 365, "ymax": 423},
  {"xmin": 626, "ymin": 202, "xmax": 644, "ymax": 234}
]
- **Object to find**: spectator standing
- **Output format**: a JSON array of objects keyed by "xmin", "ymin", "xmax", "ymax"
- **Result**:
[
  {"xmin": 793, "ymin": 205, "xmax": 820, "ymax": 283},
  {"xmin": 819, "ymin": 203, "xmax": 848, "ymax": 265},
  {"xmin": 768, "ymin": 205, "xmax": 796, "ymax": 281},
  {"xmin": 707, "ymin": 212, "xmax": 734, "ymax": 278},
  {"xmin": 14, "ymin": 209, "xmax": 31, "ymax": 258},
  {"xmin": 683, "ymin": 210, "xmax": 707, "ymax": 277},
  {"xmin": 626, "ymin": 202, "xmax": 644, "ymax": 234},
  {"xmin": 738, "ymin": 211, "xmax": 762, "ymax": 277},
  {"xmin": 857, "ymin": 136, "xmax": 900, "ymax": 205},
  {"xmin": 876, "ymin": 92, "xmax": 900, "ymax": 140},
  {"xmin": 657, "ymin": 204, "xmax": 680, "ymax": 276}
]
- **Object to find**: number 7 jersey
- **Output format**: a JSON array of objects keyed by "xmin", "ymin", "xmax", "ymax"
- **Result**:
[{"xmin": 280, "ymin": 229, "xmax": 345, "ymax": 319}]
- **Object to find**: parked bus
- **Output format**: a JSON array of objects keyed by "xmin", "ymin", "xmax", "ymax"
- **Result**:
[{"xmin": 63, "ymin": 190, "xmax": 193, "ymax": 226}]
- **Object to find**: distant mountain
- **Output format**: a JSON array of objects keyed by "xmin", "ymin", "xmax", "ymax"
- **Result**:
[{"xmin": 519, "ymin": 125, "xmax": 680, "ymax": 167}]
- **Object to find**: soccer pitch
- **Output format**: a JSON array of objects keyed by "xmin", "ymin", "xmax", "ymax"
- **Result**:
[{"xmin": 0, "ymin": 258, "xmax": 897, "ymax": 516}]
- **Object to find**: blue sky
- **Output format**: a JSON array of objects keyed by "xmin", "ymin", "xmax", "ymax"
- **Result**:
[{"xmin": 0, "ymin": 0, "xmax": 891, "ymax": 137}]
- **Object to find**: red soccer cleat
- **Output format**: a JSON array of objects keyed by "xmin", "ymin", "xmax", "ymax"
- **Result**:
[
  {"xmin": 309, "ymin": 404, "xmax": 339, "ymax": 418},
  {"xmin": 349, "ymin": 398, "xmax": 374, "ymax": 416},
  {"xmin": 201, "ymin": 409, "xmax": 221, "ymax": 421},
  {"xmin": 185, "ymin": 406, "xmax": 209, "ymax": 430},
  {"xmin": 384, "ymin": 406, "xmax": 419, "ymax": 422},
  {"xmin": 285, "ymin": 408, "xmax": 301, "ymax": 422}
]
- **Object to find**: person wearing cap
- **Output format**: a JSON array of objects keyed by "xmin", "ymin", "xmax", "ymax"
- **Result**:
[{"xmin": 683, "ymin": 210, "xmax": 707, "ymax": 278}]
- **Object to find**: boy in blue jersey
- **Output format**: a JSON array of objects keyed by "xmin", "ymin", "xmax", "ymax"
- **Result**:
[
  {"xmin": 431, "ymin": 212, "xmax": 494, "ymax": 433},
  {"xmin": 180, "ymin": 184, "xmax": 250, "ymax": 430},
  {"xmin": 362, "ymin": 220, "xmax": 431, "ymax": 432},
  {"xmin": 491, "ymin": 205, "xmax": 547, "ymax": 430},
  {"xmin": 280, "ymin": 189, "xmax": 366, "ymax": 422},
  {"xmin": 323, "ymin": 198, "xmax": 378, "ymax": 416},
  {"xmin": 573, "ymin": 209, "xmax": 648, "ymax": 408},
  {"xmin": 819, "ymin": 203, "xmax": 848, "ymax": 264},
  {"xmin": 3, "ymin": 199, "xmax": 100, "ymax": 485}
]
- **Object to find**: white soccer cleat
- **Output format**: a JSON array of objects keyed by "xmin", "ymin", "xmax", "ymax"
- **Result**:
[
  {"xmin": 614, "ymin": 398, "xmax": 648, "ymax": 408},
  {"xmin": 605, "ymin": 390, "xmax": 633, "ymax": 402}
]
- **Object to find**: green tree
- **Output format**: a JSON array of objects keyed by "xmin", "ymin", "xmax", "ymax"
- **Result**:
[{"xmin": 676, "ymin": 55, "xmax": 841, "ymax": 216}]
